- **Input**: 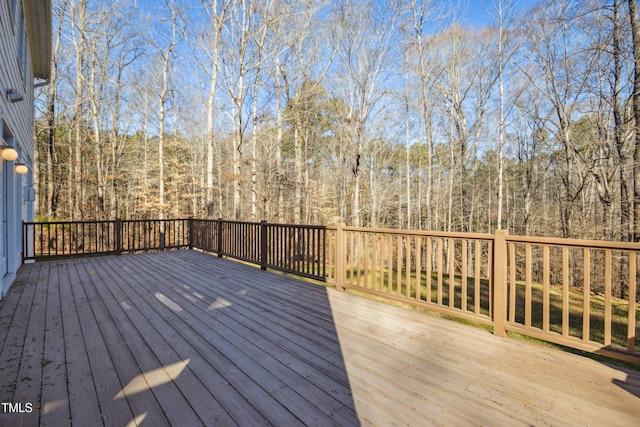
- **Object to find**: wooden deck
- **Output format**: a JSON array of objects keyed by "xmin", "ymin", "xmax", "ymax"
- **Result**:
[{"xmin": 1, "ymin": 251, "xmax": 639, "ymax": 426}]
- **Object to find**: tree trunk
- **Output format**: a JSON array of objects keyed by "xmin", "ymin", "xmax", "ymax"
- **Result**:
[
  {"xmin": 614, "ymin": 0, "xmax": 630, "ymax": 241},
  {"xmin": 73, "ymin": 0, "xmax": 87, "ymax": 220},
  {"xmin": 629, "ymin": 0, "xmax": 640, "ymax": 241}
]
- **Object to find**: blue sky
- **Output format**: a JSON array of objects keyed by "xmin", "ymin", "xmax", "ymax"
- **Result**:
[{"xmin": 458, "ymin": 0, "xmax": 542, "ymax": 27}]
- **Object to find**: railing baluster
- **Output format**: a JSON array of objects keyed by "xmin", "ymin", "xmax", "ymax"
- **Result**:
[
  {"xmin": 525, "ymin": 243, "xmax": 532, "ymax": 328},
  {"xmin": 416, "ymin": 236, "xmax": 422, "ymax": 301},
  {"xmin": 582, "ymin": 248, "xmax": 590, "ymax": 342},
  {"xmin": 449, "ymin": 238, "xmax": 455, "ymax": 308},
  {"xmin": 628, "ymin": 252, "xmax": 636, "ymax": 352},
  {"xmin": 363, "ymin": 232, "xmax": 369, "ymax": 288},
  {"xmin": 387, "ymin": 234, "xmax": 393, "ymax": 294},
  {"xmin": 426, "ymin": 237, "xmax": 432, "ymax": 304},
  {"xmin": 543, "ymin": 245, "xmax": 550, "ymax": 333},
  {"xmin": 461, "ymin": 240, "xmax": 467, "ymax": 311},
  {"xmin": 437, "ymin": 237, "xmax": 443, "ymax": 305},
  {"xmin": 406, "ymin": 236, "xmax": 412, "ymax": 299},
  {"xmin": 508, "ymin": 242, "xmax": 516, "ymax": 323},
  {"xmin": 396, "ymin": 235, "xmax": 402, "ymax": 296},
  {"xmin": 475, "ymin": 240, "xmax": 480, "ymax": 315},
  {"xmin": 562, "ymin": 246, "xmax": 569, "ymax": 337},
  {"xmin": 604, "ymin": 249, "xmax": 612, "ymax": 346}
]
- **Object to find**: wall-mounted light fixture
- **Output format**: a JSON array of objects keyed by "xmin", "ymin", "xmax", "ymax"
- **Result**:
[
  {"xmin": 6, "ymin": 88, "xmax": 24, "ymax": 103},
  {"xmin": 1, "ymin": 144, "xmax": 18, "ymax": 161},
  {"xmin": 15, "ymin": 163, "xmax": 28, "ymax": 175}
]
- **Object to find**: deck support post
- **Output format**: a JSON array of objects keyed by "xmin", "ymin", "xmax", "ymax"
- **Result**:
[
  {"xmin": 492, "ymin": 229, "xmax": 508, "ymax": 337},
  {"xmin": 188, "ymin": 217, "xmax": 194, "ymax": 249},
  {"xmin": 260, "ymin": 220, "xmax": 267, "ymax": 270},
  {"xmin": 335, "ymin": 223, "xmax": 346, "ymax": 291}
]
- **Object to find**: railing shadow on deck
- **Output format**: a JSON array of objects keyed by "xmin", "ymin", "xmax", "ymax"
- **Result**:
[{"xmin": 22, "ymin": 218, "xmax": 640, "ymax": 365}]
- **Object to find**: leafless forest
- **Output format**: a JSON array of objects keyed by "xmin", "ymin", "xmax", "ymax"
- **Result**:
[{"xmin": 35, "ymin": 0, "xmax": 640, "ymax": 241}]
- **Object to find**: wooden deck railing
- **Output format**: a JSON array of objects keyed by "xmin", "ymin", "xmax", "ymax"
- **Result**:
[
  {"xmin": 24, "ymin": 218, "xmax": 327, "ymax": 281},
  {"xmin": 22, "ymin": 218, "xmax": 640, "ymax": 363},
  {"xmin": 326, "ymin": 225, "xmax": 640, "ymax": 364},
  {"xmin": 22, "ymin": 219, "xmax": 190, "ymax": 259},
  {"xmin": 189, "ymin": 219, "xmax": 327, "ymax": 280}
]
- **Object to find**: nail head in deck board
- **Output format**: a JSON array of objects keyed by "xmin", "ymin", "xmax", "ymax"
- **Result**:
[{"xmin": 1, "ymin": 250, "xmax": 639, "ymax": 426}]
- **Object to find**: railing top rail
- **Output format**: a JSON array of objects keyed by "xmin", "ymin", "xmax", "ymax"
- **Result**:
[
  {"xmin": 23, "ymin": 218, "xmax": 193, "ymax": 225},
  {"xmin": 121, "ymin": 218, "xmax": 191, "ymax": 223},
  {"xmin": 264, "ymin": 222, "xmax": 326, "ymax": 229},
  {"xmin": 506, "ymin": 234, "xmax": 640, "ymax": 251},
  {"xmin": 216, "ymin": 219, "xmax": 262, "ymax": 226},
  {"xmin": 326, "ymin": 225, "xmax": 494, "ymax": 240},
  {"xmin": 23, "ymin": 220, "xmax": 116, "ymax": 225}
]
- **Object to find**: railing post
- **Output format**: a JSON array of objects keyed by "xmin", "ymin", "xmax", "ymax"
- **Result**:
[
  {"xmin": 260, "ymin": 220, "xmax": 268, "ymax": 270},
  {"xmin": 115, "ymin": 219, "xmax": 122, "ymax": 255},
  {"xmin": 492, "ymin": 229, "xmax": 508, "ymax": 337},
  {"xmin": 217, "ymin": 218, "xmax": 223, "ymax": 257},
  {"xmin": 188, "ymin": 217, "xmax": 194, "ymax": 249},
  {"xmin": 335, "ymin": 222, "xmax": 346, "ymax": 291}
]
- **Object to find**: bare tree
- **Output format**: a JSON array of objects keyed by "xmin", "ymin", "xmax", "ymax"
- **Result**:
[
  {"xmin": 155, "ymin": 0, "xmax": 183, "ymax": 220},
  {"xmin": 518, "ymin": 1, "xmax": 601, "ymax": 237},
  {"xmin": 331, "ymin": 0, "xmax": 401, "ymax": 227},
  {"xmin": 409, "ymin": 0, "xmax": 444, "ymax": 230},
  {"xmin": 198, "ymin": 0, "xmax": 232, "ymax": 217},
  {"xmin": 629, "ymin": 0, "xmax": 640, "ymax": 240}
]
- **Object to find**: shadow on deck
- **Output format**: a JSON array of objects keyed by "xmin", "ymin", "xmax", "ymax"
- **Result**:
[{"xmin": 1, "ymin": 250, "xmax": 639, "ymax": 426}]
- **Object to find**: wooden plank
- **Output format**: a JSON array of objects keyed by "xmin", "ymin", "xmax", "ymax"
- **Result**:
[
  {"xmin": 0, "ymin": 266, "xmax": 39, "ymax": 406},
  {"xmin": 135, "ymin": 253, "xmax": 352, "ymax": 422},
  {"xmin": 107, "ymin": 261, "xmax": 238, "ymax": 424},
  {"xmin": 325, "ymin": 288, "xmax": 640, "ymax": 426},
  {"xmin": 0, "ymin": 262, "xmax": 41, "ymax": 427},
  {"xmin": 67, "ymin": 259, "xmax": 136, "ymax": 426},
  {"xmin": 39, "ymin": 261, "xmax": 72, "ymax": 427},
  {"xmin": 7, "ymin": 261, "xmax": 49, "ymax": 427},
  {"xmin": 3, "ymin": 251, "xmax": 640, "ymax": 427},
  {"xmin": 76, "ymin": 258, "xmax": 174, "ymax": 427},
  {"xmin": 103, "ymin": 254, "xmax": 309, "ymax": 426},
  {"xmin": 57, "ymin": 260, "xmax": 103, "ymax": 426},
  {"xmin": 99, "ymin": 255, "xmax": 278, "ymax": 426}
]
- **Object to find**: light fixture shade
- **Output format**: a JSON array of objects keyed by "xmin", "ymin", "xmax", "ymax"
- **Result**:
[
  {"xmin": 6, "ymin": 89, "xmax": 24, "ymax": 103},
  {"xmin": 15, "ymin": 163, "xmax": 28, "ymax": 174},
  {"xmin": 1, "ymin": 147, "xmax": 18, "ymax": 161}
]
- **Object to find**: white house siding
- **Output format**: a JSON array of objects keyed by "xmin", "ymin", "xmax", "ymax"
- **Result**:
[{"xmin": 0, "ymin": 0, "xmax": 37, "ymax": 299}]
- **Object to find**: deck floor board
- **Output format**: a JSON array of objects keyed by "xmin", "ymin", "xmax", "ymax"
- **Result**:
[{"xmin": 0, "ymin": 250, "xmax": 639, "ymax": 426}]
